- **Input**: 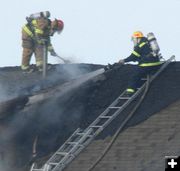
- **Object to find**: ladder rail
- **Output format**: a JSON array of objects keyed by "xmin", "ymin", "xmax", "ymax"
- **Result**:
[
  {"xmin": 52, "ymin": 134, "xmax": 95, "ymax": 171},
  {"xmin": 149, "ymin": 56, "xmax": 175, "ymax": 82},
  {"xmin": 45, "ymin": 128, "xmax": 81, "ymax": 165},
  {"xmin": 43, "ymin": 128, "xmax": 94, "ymax": 171},
  {"xmin": 31, "ymin": 129, "xmax": 82, "ymax": 171},
  {"xmin": 96, "ymin": 55, "xmax": 175, "ymax": 125},
  {"xmin": 59, "ymin": 128, "xmax": 93, "ymax": 156},
  {"xmin": 90, "ymin": 55, "xmax": 174, "ymax": 128},
  {"xmin": 87, "ymin": 85, "xmax": 131, "ymax": 120},
  {"xmin": 86, "ymin": 86, "xmax": 143, "ymax": 133},
  {"xmin": 59, "ymin": 56, "xmax": 175, "ymax": 169},
  {"xmin": 30, "ymin": 55, "xmax": 175, "ymax": 171}
]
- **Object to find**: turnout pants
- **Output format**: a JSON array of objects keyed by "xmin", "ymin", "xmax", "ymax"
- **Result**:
[
  {"xmin": 21, "ymin": 39, "xmax": 45, "ymax": 70},
  {"xmin": 127, "ymin": 65, "xmax": 162, "ymax": 91}
]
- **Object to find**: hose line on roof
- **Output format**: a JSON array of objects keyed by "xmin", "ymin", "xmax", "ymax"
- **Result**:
[
  {"xmin": 87, "ymin": 75, "xmax": 150, "ymax": 171},
  {"xmin": 28, "ymin": 135, "xmax": 38, "ymax": 167}
]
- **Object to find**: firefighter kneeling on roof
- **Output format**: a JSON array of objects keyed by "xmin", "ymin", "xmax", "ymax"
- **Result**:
[
  {"xmin": 118, "ymin": 31, "xmax": 162, "ymax": 96},
  {"xmin": 21, "ymin": 11, "xmax": 64, "ymax": 73}
]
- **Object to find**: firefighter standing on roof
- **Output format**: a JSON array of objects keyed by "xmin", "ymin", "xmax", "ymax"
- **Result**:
[
  {"xmin": 119, "ymin": 31, "xmax": 162, "ymax": 96},
  {"xmin": 21, "ymin": 11, "xmax": 64, "ymax": 73}
]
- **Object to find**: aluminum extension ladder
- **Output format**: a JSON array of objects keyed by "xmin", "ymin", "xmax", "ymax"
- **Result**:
[{"xmin": 30, "ymin": 55, "xmax": 175, "ymax": 171}]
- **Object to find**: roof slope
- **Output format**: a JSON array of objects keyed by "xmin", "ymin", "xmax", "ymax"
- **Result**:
[
  {"xmin": 65, "ymin": 100, "xmax": 180, "ymax": 171},
  {"xmin": 62, "ymin": 62, "xmax": 180, "ymax": 171},
  {"xmin": 0, "ymin": 62, "xmax": 180, "ymax": 171}
]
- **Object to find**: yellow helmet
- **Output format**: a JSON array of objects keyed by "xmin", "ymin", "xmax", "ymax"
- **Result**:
[{"xmin": 132, "ymin": 31, "xmax": 144, "ymax": 38}]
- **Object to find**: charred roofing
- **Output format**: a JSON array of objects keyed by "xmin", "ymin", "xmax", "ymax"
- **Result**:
[{"xmin": 0, "ymin": 62, "xmax": 180, "ymax": 171}]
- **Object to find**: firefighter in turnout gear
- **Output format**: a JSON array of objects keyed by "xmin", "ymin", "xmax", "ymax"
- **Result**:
[
  {"xmin": 119, "ymin": 31, "xmax": 162, "ymax": 96},
  {"xmin": 21, "ymin": 11, "xmax": 64, "ymax": 73}
]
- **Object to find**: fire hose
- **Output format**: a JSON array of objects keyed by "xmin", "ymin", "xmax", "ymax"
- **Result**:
[
  {"xmin": 87, "ymin": 75, "xmax": 150, "ymax": 171},
  {"xmin": 53, "ymin": 55, "xmax": 71, "ymax": 64}
]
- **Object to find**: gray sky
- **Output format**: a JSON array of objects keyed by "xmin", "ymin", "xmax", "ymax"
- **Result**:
[{"xmin": 0, "ymin": 0, "xmax": 179, "ymax": 67}]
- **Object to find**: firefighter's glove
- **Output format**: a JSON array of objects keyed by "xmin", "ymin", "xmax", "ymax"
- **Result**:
[
  {"xmin": 36, "ymin": 38, "xmax": 47, "ymax": 45},
  {"xmin": 118, "ymin": 59, "xmax": 125, "ymax": 64},
  {"xmin": 50, "ymin": 50, "xmax": 57, "ymax": 56},
  {"xmin": 104, "ymin": 63, "xmax": 113, "ymax": 71}
]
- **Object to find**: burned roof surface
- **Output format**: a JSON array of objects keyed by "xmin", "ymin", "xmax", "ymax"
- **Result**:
[{"xmin": 0, "ymin": 62, "xmax": 180, "ymax": 171}]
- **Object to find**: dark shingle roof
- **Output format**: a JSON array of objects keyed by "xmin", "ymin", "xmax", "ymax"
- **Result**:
[
  {"xmin": 65, "ymin": 100, "xmax": 180, "ymax": 171},
  {"xmin": 1, "ymin": 62, "xmax": 180, "ymax": 171}
]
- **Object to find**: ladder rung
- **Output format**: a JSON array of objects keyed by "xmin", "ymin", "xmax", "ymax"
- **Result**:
[
  {"xmin": 119, "ymin": 97, "xmax": 130, "ymax": 100},
  {"xmin": 99, "ymin": 115, "xmax": 112, "ymax": 119},
  {"xmin": 67, "ymin": 142, "xmax": 84, "ymax": 146},
  {"xmin": 90, "ymin": 125, "xmax": 103, "ymax": 128},
  {"xmin": 76, "ymin": 132, "xmax": 84, "ymax": 136},
  {"xmin": 29, "ymin": 57, "xmax": 173, "ymax": 171},
  {"xmin": 109, "ymin": 106, "xmax": 122, "ymax": 109},
  {"xmin": 67, "ymin": 141, "xmax": 78, "ymax": 145},
  {"xmin": 56, "ymin": 152, "xmax": 69, "ymax": 156},
  {"xmin": 76, "ymin": 133, "xmax": 92, "ymax": 137},
  {"xmin": 49, "ymin": 162, "xmax": 58, "ymax": 166}
]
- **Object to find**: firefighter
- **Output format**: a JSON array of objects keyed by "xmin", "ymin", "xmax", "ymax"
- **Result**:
[
  {"xmin": 21, "ymin": 12, "xmax": 64, "ymax": 73},
  {"xmin": 119, "ymin": 31, "xmax": 162, "ymax": 96}
]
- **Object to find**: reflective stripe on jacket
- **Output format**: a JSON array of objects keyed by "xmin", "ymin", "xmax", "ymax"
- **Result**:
[
  {"xmin": 124, "ymin": 37, "xmax": 161, "ymax": 67},
  {"xmin": 22, "ymin": 18, "xmax": 53, "ymax": 49},
  {"xmin": 22, "ymin": 25, "xmax": 34, "ymax": 37},
  {"xmin": 23, "ymin": 18, "xmax": 51, "ymax": 38}
]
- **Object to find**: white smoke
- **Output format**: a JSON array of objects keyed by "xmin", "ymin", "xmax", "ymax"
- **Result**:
[
  {"xmin": 0, "ymin": 84, "xmax": 9, "ymax": 102},
  {"xmin": 28, "ymin": 68, "xmax": 104, "ymax": 105},
  {"xmin": 0, "ymin": 64, "xmax": 104, "ymax": 171}
]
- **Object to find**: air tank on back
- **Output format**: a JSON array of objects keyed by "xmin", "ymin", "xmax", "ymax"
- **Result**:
[
  {"xmin": 29, "ymin": 11, "xmax": 50, "ymax": 19},
  {"xmin": 147, "ymin": 32, "xmax": 160, "ymax": 56}
]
